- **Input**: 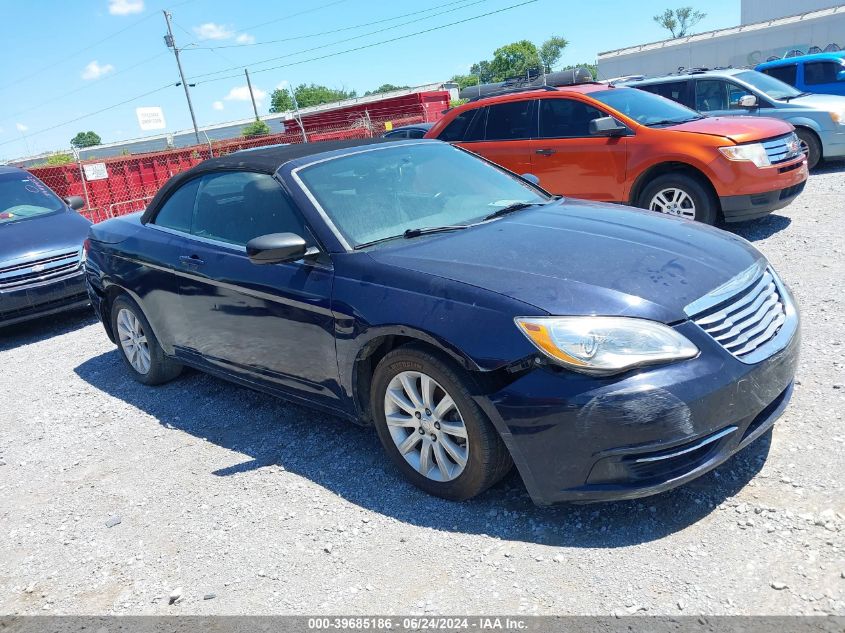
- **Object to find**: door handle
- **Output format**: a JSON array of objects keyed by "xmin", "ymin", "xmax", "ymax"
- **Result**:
[
  {"xmin": 180, "ymin": 255, "xmax": 205, "ymax": 266},
  {"xmin": 535, "ymin": 148, "xmax": 556, "ymax": 156}
]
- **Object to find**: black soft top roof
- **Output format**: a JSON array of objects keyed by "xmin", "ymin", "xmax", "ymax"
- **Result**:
[{"xmin": 140, "ymin": 137, "xmax": 393, "ymax": 224}]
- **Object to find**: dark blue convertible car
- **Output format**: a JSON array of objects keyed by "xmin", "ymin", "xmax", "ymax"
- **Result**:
[{"xmin": 84, "ymin": 139, "xmax": 799, "ymax": 505}]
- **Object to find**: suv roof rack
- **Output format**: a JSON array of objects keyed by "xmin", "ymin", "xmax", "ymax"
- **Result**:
[{"xmin": 467, "ymin": 85, "xmax": 559, "ymax": 102}]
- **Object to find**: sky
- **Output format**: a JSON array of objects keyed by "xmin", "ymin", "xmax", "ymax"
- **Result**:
[{"xmin": 0, "ymin": 0, "xmax": 740, "ymax": 160}]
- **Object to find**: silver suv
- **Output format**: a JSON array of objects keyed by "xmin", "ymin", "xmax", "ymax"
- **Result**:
[{"xmin": 623, "ymin": 68, "xmax": 845, "ymax": 169}]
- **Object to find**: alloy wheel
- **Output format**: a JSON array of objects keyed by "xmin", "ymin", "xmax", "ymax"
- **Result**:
[
  {"xmin": 116, "ymin": 308, "xmax": 151, "ymax": 375},
  {"xmin": 383, "ymin": 370, "xmax": 469, "ymax": 482},
  {"xmin": 649, "ymin": 187, "xmax": 697, "ymax": 219}
]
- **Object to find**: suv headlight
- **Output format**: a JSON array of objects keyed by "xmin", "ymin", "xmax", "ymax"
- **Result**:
[
  {"xmin": 830, "ymin": 111, "xmax": 845, "ymax": 126},
  {"xmin": 719, "ymin": 142, "xmax": 771, "ymax": 168},
  {"xmin": 515, "ymin": 316, "xmax": 698, "ymax": 375}
]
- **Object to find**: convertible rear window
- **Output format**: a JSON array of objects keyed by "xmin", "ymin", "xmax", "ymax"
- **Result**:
[{"xmin": 295, "ymin": 143, "xmax": 546, "ymax": 248}]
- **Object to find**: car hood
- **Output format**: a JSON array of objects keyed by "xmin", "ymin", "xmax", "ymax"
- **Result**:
[
  {"xmin": 666, "ymin": 115, "xmax": 794, "ymax": 143},
  {"xmin": 368, "ymin": 200, "xmax": 762, "ymax": 324},
  {"xmin": 0, "ymin": 209, "xmax": 91, "ymax": 264},
  {"xmin": 782, "ymin": 93, "xmax": 845, "ymax": 111}
]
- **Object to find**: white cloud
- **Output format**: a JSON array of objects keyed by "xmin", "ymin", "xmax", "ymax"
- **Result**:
[
  {"xmin": 194, "ymin": 22, "xmax": 233, "ymax": 40},
  {"xmin": 81, "ymin": 60, "xmax": 115, "ymax": 80},
  {"xmin": 16, "ymin": 123, "xmax": 28, "ymax": 132},
  {"xmin": 235, "ymin": 33, "xmax": 255, "ymax": 44},
  {"xmin": 223, "ymin": 85, "xmax": 267, "ymax": 106},
  {"xmin": 108, "ymin": 0, "xmax": 144, "ymax": 15},
  {"xmin": 212, "ymin": 100, "xmax": 225, "ymax": 111}
]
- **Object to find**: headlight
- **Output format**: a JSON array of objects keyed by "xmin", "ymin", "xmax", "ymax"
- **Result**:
[
  {"xmin": 719, "ymin": 143, "xmax": 771, "ymax": 168},
  {"xmin": 830, "ymin": 111, "xmax": 845, "ymax": 126},
  {"xmin": 515, "ymin": 316, "xmax": 698, "ymax": 375}
]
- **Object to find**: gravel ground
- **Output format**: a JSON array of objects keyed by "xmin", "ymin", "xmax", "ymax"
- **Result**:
[{"xmin": 1, "ymin": 163, "xmax": 844, "ymax": 616}]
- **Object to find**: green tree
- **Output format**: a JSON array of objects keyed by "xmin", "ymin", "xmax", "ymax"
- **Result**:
[
  {"xmin": 364, "ymin": 83, "xmax": 410, "ymax": 96},
  {"xmin": 450, "ymin": 74, "xmax": 481, "ymax": 91},
  {"xmin": 269, "ymin": 83, "xmax": 357, "ymax": 113},
  {"xmin": 36, "ymin": 153, "xmax": 73, "ymax": 166},
  {"xmin": 653, "ymin": 7, "xmax": 706, "ymax": 38},
  {"xmin": 469, "ymin": 60, "xmax": 495, "ymax": 83},
  {"xmin": 489, "ymin": 40, "xmax": 541, "ymax": 81},
  {"xmin": 70, "ymin": 131, "xmax": 101, "ymax": 148},
  {"xmin": 242, "ymin": 119, "xmax": 270, "ymax": 137},
  {"xmin": 539, "ymin": 36, "xmax": 569, "ymax": 72}
]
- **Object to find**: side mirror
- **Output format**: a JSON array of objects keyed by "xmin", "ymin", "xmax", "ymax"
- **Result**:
[
  {"xmin": 521, "ymin": 173, "xmax": 540, "ymax": 186},
  {"xmin": 246, "ymin": 232, "xmax": 308, "ymax": 265},
  {"xmin": 738, "ymin": 94, "xmax": 758, "ymax": 108},
  {"xmin": 589, "ymin": 116, "xmax": 628, "ymax": 137},
  {"xmin": 64, "ymin": 196, "xmax": 85, "ymax": 210}
]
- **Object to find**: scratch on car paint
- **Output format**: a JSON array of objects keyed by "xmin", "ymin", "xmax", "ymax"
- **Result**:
[{"xmin": 577, "ymin": 384, "xmax": 693, "ymax": 434}]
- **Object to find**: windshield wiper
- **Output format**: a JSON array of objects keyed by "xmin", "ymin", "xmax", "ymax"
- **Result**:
[
  {"xmin": 483, "ymin": 201, "xmax": 547, "ymax": 221},
  {"xmin": 646, "ymin": 116, "xmax": 702, "ymax": 127},
  {"xmin": 403, "ymin": 225, "xmax": 469, "ymax": 239},
  {"xmin": 782, "ymin": 92, "xmax": 811, "ymax": 102}
]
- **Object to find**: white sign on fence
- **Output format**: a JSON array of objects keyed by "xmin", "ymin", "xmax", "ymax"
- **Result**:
[
  {"xmin": 136, "ymin": 106, "xmax": 166, "ymax": 131},
  {"xmin": 83, "ymin": 162, "xmax": 108, "ymax": 181}
]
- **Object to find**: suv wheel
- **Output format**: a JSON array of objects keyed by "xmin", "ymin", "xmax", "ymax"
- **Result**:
[
  {"xmin": 795, "ymin": 128, "xmax": 821, "ymax": 170},
  {"xmin": 111, "ymin": 295, "xmax": 182, "ymax": 386},
  {"xmin": 371, "ymin": 346, "xmax": 512, "ymax": 501},
  {"xmin": 637, "ymin": 173, "xmax": 716, "ymax": 225}
]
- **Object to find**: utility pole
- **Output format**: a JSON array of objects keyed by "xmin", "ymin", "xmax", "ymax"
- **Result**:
[
  {"xmin": 288, "ymin": 84, "xmax": 307, "ymax": 143},
  {"xmin": 163, "ymin": 9, "xmax": 200, "ymax": 144},
  {"xmin": 244, "ymin": 68, "xmax": 260, "ymax": 120}
]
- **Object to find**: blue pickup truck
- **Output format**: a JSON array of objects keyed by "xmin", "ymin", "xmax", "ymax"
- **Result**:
[{"xmin": 756, "ymin": 52, "xmax": 845, "ymax": 98}]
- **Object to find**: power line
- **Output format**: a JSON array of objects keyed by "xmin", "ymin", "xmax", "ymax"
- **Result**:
[
  {"xmin": 1, "ymin": 52, "xmax": 170, "ymax": 123},
  {"xmin": 189, "ymin": 0, "xmax": 483, "ymax": 50},
  {"xmin": 0, "ymin": 83, "xmax": 175, "ymax": 149},
  {"xmin": 233, "ymin": 0, "xmax": 350, "ymax": 38},
  {"xmin": 0, "ymin": 0, "xmax": 195, "ymax": 92},
  {"xmin": 195, "ymin": 0, "xmax": 538, "ymax": 86}
]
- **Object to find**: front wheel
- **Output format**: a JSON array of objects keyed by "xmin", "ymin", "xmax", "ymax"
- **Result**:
[
  {"xmin": 637, "ymin": 173, "xmax": 717, "ymax": 225},
  {"xmin": 371, "ymin": 346, "xmax": 512, "ymax": 501},
  {"xmin": 795, "ymin": 128, "xmax": 821, "ymax": 170}
]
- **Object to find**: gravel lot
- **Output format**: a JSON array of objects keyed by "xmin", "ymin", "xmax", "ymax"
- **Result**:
[{"xmin": 1, "ymin": 163, "xmax": 843, "ymax": 616}]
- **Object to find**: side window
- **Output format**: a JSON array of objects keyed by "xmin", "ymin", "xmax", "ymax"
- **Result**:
[
  {"xmin": 640, "ymin": 81, "xmax": 689, "ymax": 106},
  {"xmin": 539, "ymin": 98, "xmax": 605, "ymax": 138},
  {"xmin": 154, "ymin": 178, "xmax": 200, "ymax": 232},
  {"xmin": 727, "ymin": 83, "xmax": 750, "ymax": 109},
  {"xmin": 484, "ymin": 100, "xmax": 536, "ymax": 141},
  {"xmin": 763, "ymin": 64, "xmax": 797, "ymax": 86},
  {"xmin": 437, "ymin": 109, "xmax": 479, "ymax": 142},
  {"xmin": 804, "ymin": 61, "xmax": 841, "ymax": 85},
  {"xmin": 191, "ymin": 172, "xmax": 310, "ymax": 247},
  {"xmin": 695, "ymin": 80, "xmax": 729, "ymax": 111}
]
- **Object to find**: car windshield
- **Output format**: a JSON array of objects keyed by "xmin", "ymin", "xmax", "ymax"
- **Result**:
[
  {"xmin": 295, "ymin": 142, "xmax": 548, "ymax": 248},
  {"xmin": 734, "ymin": 70, "xmax": 802, "ymax": 100},
  {"xmin": 0, "ymin": 172, "xmax": 64, "ymax": 225},
  {"xmin": 591, "ymin": 87, "xmax": 702, "ymax": 126}
]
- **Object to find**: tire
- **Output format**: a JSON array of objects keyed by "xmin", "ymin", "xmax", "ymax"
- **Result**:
[
  {"xmin": 795, "ymin": 128, "xmax": 821, "ymax": 170},
  {"xmin": 110, "ymin": 294, "xmax": 182, "ymax": 386},
  {"xmin": 370, "ymin": 345, "xmax": 512, "ymax": 501},
  {"xmin": 637, "ymin": 173, "xmax": 717, "ymax": 225}
]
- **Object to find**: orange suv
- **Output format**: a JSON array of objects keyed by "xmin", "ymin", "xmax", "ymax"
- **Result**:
[{"xmin": 425, "ymin": 84, "xmax": 808, "ymax": 224}]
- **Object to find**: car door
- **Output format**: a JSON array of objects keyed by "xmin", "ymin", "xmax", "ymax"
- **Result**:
[
  {"xmin": 528, "ymin": 97, "xmax": 628, "ymax": 200},
  {"xmin": 457, "ymin": 100, "xmax": 536, "ymax": 175},
  {"xmin": 174, "ymin": 170, "xmax": 341, "ymax": 408}
]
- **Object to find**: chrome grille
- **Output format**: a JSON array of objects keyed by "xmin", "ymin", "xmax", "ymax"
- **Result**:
[
  {"xmin": 762, "ymin": 132, "xmax": 802, "ymax": 165},
  {"xmin": 0, "ymin": 250, "xmax": 81, "ymax": 291},
  {"xmin": 691, "ymin": 268, "xmax": 787, "ymax": 359}
]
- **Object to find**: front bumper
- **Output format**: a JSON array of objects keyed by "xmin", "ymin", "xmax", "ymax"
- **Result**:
[
  {"xmin": 720, "ymin": 180, "xmax": 806, "ymax": 222},
  {"xmin": 0, "ymin": 269, "xmax": 89, "ymax": 328},
  {"xmin": 476, "ymin": 320, "xmax": 800, "ymax": 505}
]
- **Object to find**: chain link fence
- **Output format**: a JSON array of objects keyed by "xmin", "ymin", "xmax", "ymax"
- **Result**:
[{"xmin": 27, "ymin": 106, "xmax": 430, "ymax": 224}]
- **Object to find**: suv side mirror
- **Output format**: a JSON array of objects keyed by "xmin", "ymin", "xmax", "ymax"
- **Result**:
[
  {"xmin": 738, "ymin": 94, "xmax": 758, "ymax": 108},
  {"xmin": 246, "ymin": 232, "xmax": 308, "ymax": 265},
  {"xmin": 64, "ymin": 196, "xmax": 85, "ymax": 210},
  {"xmin": 589, "ymin": 116, "xmax": 628, "ymax": 137}
]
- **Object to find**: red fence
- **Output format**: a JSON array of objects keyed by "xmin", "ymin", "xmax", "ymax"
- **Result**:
[{"xmin": 28, "ymin": 91, "xmax": 449, "ymax": 223}]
